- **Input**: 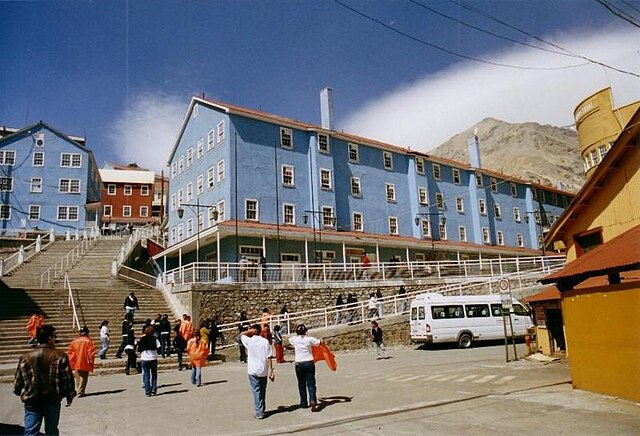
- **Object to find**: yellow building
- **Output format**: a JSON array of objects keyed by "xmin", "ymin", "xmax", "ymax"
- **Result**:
[
  {"xmin": 541, "ymin": 106, "xmax": 640, "ymax": 402},
  {"xmin": 574, "ymin": 87, "xmax": 639, "ymax": 178}
]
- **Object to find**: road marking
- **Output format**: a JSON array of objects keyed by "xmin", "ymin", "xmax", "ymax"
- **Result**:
[
  {"xmin": 493, "ymin": 375, "xmax": 516, "ymax": 384},
  {"xmin": 433, "ymin": 375, "xmax": 457, "ymax": 382},
  {"xmin": 386, "ymin": 374, "xmax": 426, "ymax": 382},
  {"xmin": 419, "ymin": 374, "xmax": 444, "ymax": 382},
  {"xmin": 454, "ymin": 374, "xmax": 479, "ymax": 382},
  {"xmin": 473, "ymin": 375, "xmax": 498, "ymax": 383}
]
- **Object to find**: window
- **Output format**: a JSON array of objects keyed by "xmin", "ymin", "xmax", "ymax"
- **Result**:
[
  {"xmin": 245, "ymin": 199, "xmax": 258, "ymax": 221},
  {"xmin": 516, "ymin": 233, "xmax": 524, "ymax": 247},
  {"xmin": 186, "ymin": 147, "xmax": 194, "ymax": 167},
  {"xmin": 482, "ymin": 227, "xmax": 490, "ymax": 244},
  {"xmin": 0, "ymin": 205, "xmax": 10, "ymax": 220},
  {"xmin": 60, "ymin": 153, "xmax": 81, "ymax": 167},
  {"xmin": 140, "ymin": 206, "xmax": 149, "ymax": 217},
  {"xmin": 598, "ymin": 144, "xmax": 608, "ymax": 161},
  {"xmin": 439, "ymin": 221, "xmax": 447, "ymax": 240},
  {"xmin": 348, "ymin": 143, "xmax": 359, "ymax": 162},
  {"xmin": 479, "ymin": 199, "xmax": 487, "ymax": 215},
  {"xmin": 207, "ymin": 129, "xmax": 215, "ymax": 150},
  {"xmin": 475, "ymin": 173, "xmax": 483, "ymax": 187},
  {"xmin": 57, "ymin": 206, "xmax": 79, "ymax": 221},
  {"xmin": 30, "ymin": 177, "xmax": 43, "ymax": 193},
  {"xmin": 178, "ymin": 156, "xmax": 184, "ymax": 174},
  {"xmin": 539, "ymin": 190, "xmax": 546, "ymax": 202},
  {"xmin": 590, "ymin": 149, "xmax": 599, "ymax": 165},
  {"xmin": 217, "ymin": 160, "xmax": 225, "ymax": 182},
  {"xmin": 418, "ymin": 187, "xmax": 428, "ymax": 205},
  {"xmin": 353, "ymin": 212, "xmax": 363, "ymax": 232},
  {"xmin": 0, "ymin": 177, "xmax": 13, "ymax": 192},
  {"xmin": 534, "ymin": 209, "xmax": 541, "ymax": 224},
  {"xmin": 532, "ymin": 188, "xmax": 537, "ymax": 200},
  {"xmin": 33, "ymin": 152, "xmax": 44, "ymax": 166},
  {"xmin": 431, "ymin": 305, "xmax": 464, "ymax": 319},
  {"xmin": 490, "ymin": 178, "xmax": 498, "ymax": 193},
  {"xmin": 452, "ymin": 168, "xmax": 461, "ymax": 184},
  {"xmin": 574, "ymin": 229, "xmax": 603, "ymax": 256},
  {"xmin": 207, "ymin": 204, "xmax": 217, "ymax": 226},
  {"xmin": 123, "ymin": 185, "xmax": 132, "ymax": 196},
  {"xmin": 385, "ymin": 184, "xmax": 396, "ymax": 202},
  {"xmin": 282, "ymin": 165, "xmax": 295, "ymax": 187},
  {"xmin": 510, "ymin": 182, "xmax": 517, "ymax": 197},
  {"xmin": 459, "ymin": 226, "xmax": 467, "ymax": 242},
  {"xmin": 186, "ymin": 183, "xmax": 193, "ymax": 202},
  {"xmin": 455, "ymin": 197, "xmax": 464, "ymax": 213},
  {"xmin": 318, "ymin": 133, "xmax": 330, "ymax": 153},
  {"xmin": 123, "ymin": 206, "xmax": 131, "ymax": 217},
  {"xmin": 421, "ymin": 219, "xmax": 431, "ymax": 238},
  {"xmin": 177, "ymin": 189, "xmax": 183, "ymax": 205},
  {"xmin": 141, "ymin": 185, "xmax": 149, "ymax": 196},
  {"xmin": 104, "ymin": 205, "xmax": 112, "ymax": 217},
  {"xmin": 207, "ymin": 166, "xmax": 215, "ymax": 189},
  {"xmin": 466, "ymin": 304, "xmax": 490, "ymax": 318},
  {"xmin": 0, "ymin": 150, "xmax": 16, "ymax": 165},
  {"xmin": 177, "ymin": 224, "xmax": 184, "ymax": 241},
  {"xmin": 435, "ymin": 193, "xmax": 444, "ymax": 209},
  {"xmin": 217, "ymin": 200, "xmax": 225, "ymax": 221},
  {"xmin": 513, "ymin": 207, "xmax": 521, "ymax": 223},
  {"xmin": 552, "ymin": 192, "xmax": 558, "ymax": 205},
  {"xmin": 494, "ymin": 203, "xmax": 502, "ymax": 219},
  {"xmin": 280, "ymin": 127, "xmax": 293, "ymax": 149},
  {"xmin": 383, "ymin": 151, "xmax": 393, "ymax": 170},
  {"xmin": 320, "ymin": 169, "xmax": 332, "ymax": 190},
  {"xmin": 388, "ymin": 216, "xmax": 398, "ymax": 235},
  {"xmin": 186, "ymin": 219, "xmax": 193, "ymax": 237},
  {"xmin": 416, "ymin": 157, "xmax": 425, "ymax": 175},
  {"xmin": 197, "ymin": 175, "xmax": 203, "ymax": 195},
  {"xmin": 497, "ymin": 231, "xmax": 504, "ymax": 246},
  {"xmin": 197, "ymin": 139, "xmax": 204, "ymax": 159},
  {"xmin": 563, "ymin": 196, "xmax": 569, "ymax": 207},
  {"xmin": 351, "ymin": 177, "xmax": 361, "ymax": 197},
  {"xmin": 59, "ymin": 179, "xmax": 80, "ymax": 193},
  {"xmin": 322, "ymin": 207, "xmax": 335, "ymax": 227},
  {"xmin": 171, "ymin": 162, "xmax": 177, "ymax": 179},
  {"xmin": 170, "ymin": 194, "xmax": 176, "ymax": 212},
  {"xmin": 283, "ymin": 204, "xmax": 295, "ymax": 225},
  {"xmin": 170, "ymin": 227, "xmax": 176, "ymax": 244},
  {"xmin": 432, "ymin": 164, "xmax": 441, "ymax": 180},
  {"xmin": 217, "ymin": 121, "xmax": 225, "ymax": 144},
  {"xmin": 29, "ymin": 205, "xmax": 40, "ymax": 221}
]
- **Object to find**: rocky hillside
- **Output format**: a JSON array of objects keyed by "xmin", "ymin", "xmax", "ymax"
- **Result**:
[{"xmin": 430, "ymin": 118, "xmax": 584, "ymax": 192}]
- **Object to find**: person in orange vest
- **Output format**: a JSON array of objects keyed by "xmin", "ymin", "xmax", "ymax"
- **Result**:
[
  {"xmin": 26, "ymin": 310, "xmax": 45, "ymax": 346},
  {"xmin": 186, "ymin": 329, "xmax": 208, "ymax": 386},
  {"xmin": 66, "ymin": 326, "xmax": 96, "ymax": 397},
  {"xmin": 179, "ymin": 314, "xmax": 194, "ymax": 341}
]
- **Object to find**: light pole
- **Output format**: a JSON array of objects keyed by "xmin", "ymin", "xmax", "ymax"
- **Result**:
[
  {"xmin": 525, "ymin": 210, "xmax": 551, "ymax": 255},
  {"xmin": 414, "ymin": 212, "xmax": 447, "ymax": 253},
  {"xmin": 303, "ymin": 210, "xmax": 335, "ymax": 263},
  {"xmin": 177, "ymin": 198, "xmax": 218, "ymax": 265}
]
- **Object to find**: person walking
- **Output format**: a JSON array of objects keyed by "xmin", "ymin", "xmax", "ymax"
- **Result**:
[
  {"xmin": 123, "ymin": 292, "xmax": 139, "ymax": 322},
  {"xmin": 124, "ymin": 323, "xmax": 137, "ymax": 375},
  {"xmin": 179, "ymin": 314, "xmax": 194, "ymax": 341},
  {"xmin": 279, "ymin": 305, "xmax": 289, "ymax": 334},
  {"xmin": 368, "ymin": 320, "xmax": 389, "ymax": 360},
  {"xmin": 208, "ymin": 317, "xmax": 220, "ymax": 361},
  {"xmin": 98, "ymin": 320, "xmax": 110, "ymax": 360},
  {"xmin": 66, "ymin": 326, "xmax": 96, "ymax": 397},
  {"xmin": 346, "ymin": 293, "xmax": 358, "ymax": 323},
  {"xmin": 273, "ymin": 325, "xmax": 285, "ymax": 363},
  {"xmin": 240, "ymin": 324, "xmax": 274, "ymax": 419},
  {"xmin": 398, "ymin": 285, "xmax": 408, "ymax": 313},
  {"xmin": 367, "ymin": 293, "xmax": 378, "ymax": 319},
  {"xmin": 25, "ymin": 310, "xmax": 44, "ymax": 346},
  {"xmin": 186, "ymin": 330, "xmax": 208, "ymax": 387},
  {"xmin": 259, "ymin": 255, "xmax": 267, "ymax": 282},
  {"xmin": 376, "ymin": 289, "xmax": 384, "ymax": 318},
  {"xmin": 335, "ymin": 294, "xmax": 345, "ymax": 325},
  {"xmin": 159, "ymin": 314, "xmax": 171, "ymax": 358},
  {"xmin": 361, "ymin": 252, "xmax": 371, "ymax": 279},
  {"xmin": 289, "ymin": 324, "xmax": 321, "ymax": 412},
  {"xmin": 13, "ymin": 325, "xmax": 76, "ymax": 436},
  {"xmin": 115, "ymin": 316, "xmax": 130, "ymax": 359},
  {"xmin": 172, "ymin": 327, "xmax": 187, "ymax": 371},
  {"xmin": 138, "ymin": 326, "xmax": 161, "ymax": 397}
]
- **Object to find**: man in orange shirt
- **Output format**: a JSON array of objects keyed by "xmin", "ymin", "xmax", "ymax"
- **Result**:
[
  {"xmin": 179, "ymin": 314, "xmax": 194, "ymax": 341},
  {"xmin": 26, "ymin": 310, "xmax": 44, "ymax": 346},
  {"xmin": 66, "ymin": 326, "xmax": 96, "ymax": 397}
]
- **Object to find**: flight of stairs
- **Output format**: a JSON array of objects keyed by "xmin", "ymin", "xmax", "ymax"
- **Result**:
[{"xmin": 0, "ymin": 237, "xmax": 179, "ymax": 382}]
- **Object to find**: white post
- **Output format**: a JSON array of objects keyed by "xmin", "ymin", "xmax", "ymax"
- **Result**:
[
  {"xmin": 65, "ymin": 231, "xmax": 70, "ymax": 241},
  {"xmin": 0, "ymin": 258, "xmax": 4, "ymax": 276},
  {"xmin": 49, "ymin": 228, "xmax": 55, "ymax": 243},
  {"xmin": 36, "ymin": 235, "xmax": 41, "ymax": 253},
  {"xmin": 18, "ymin": 246, "xmax": 25, "ymax": 265},
  {"xmin": 75, "ymin": 229, "xmax": 79, "ymax": 240},
  {"xmin": 111, "ymin": 259, "xmax": 118, "ymax": 277}
]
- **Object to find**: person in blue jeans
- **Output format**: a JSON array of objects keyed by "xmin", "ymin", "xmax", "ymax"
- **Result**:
[
  {"xmin": 288, "ymin": 324, "xmax": 321, "ymax": 412},
  {"xmin": 137, "ymin": 326, "xmax": 160, "ymax": 396},
  {"xmin": 240, "ymin": 324, "xmax": 274, "ymax": 419}
]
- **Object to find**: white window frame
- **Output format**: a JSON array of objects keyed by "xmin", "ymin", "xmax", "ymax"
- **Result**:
[
  {"xmin": 494, "ymin": 203, "xmax": 502, "ymax": 219},
  {"xmin": 322, "ymin": 206, "xmax": 335, "ymax": 228},
  {"xmin": 436, "ymin": 192, "xmax": 444, "ymax": 209},
  {"xmin": 348, "ymin": 143, "xmax": 359, "ymax": 163},
  {"xmin": 439, "ymin": 221, "xmax": 447, "ymax": 240},
  {"xmin": 432, "ymin": 163, "xmax": 441, "ymax": 180},
  {"xmin": 0, "ymin": 177, "xmax": 14, "ymax": 192},
  {"xmin": 197, "ymin": 139, "xmax": 204, "ymax": 159},
  {"xmin": 513, "ymin": 207, "xmax": 521, "ymax": 223},
  {"xmin": 186, "ymin": 218, "xmax": 194, "ymax": 237},
  {"xmin": 458, "ymin": 226, "xmax": 467, "ymax": 242},
  {"xmin": 217, "ymin": 121, "xmax": 225, "ymax": 144},
  {"xmin": 490, "ymin": 177, "xmax": 498, "ymax": 193},
  {"xmin": 320, "ymin": 169, "xmax": 332, "ymax": 191},
  {"xmin": 123, "ymin": 185, "xmax": 132, "ymax": 196},
  {"xmin": 197, "ymin": 175, "xmax": 204, "ymax": 196},
  {"xmin": 0, "ymin": 150, "xmax": 16, "ymax": 166},
  {"xmin": 283, "ymin": 203, "xmax": 295, "ymax": 225},
  {"xmin": 60, "ymin": 153, "xmax": 82, "ymax": 168},
  {"xmin": 388, "ymin": 216, "xmax": 398, "ymax": 235},
  {"xmin": 475, "ymin": 173, "xmax": 483, "ymax": 187},
  {"xmin": 318, "ymin": 133, "xmax": 330, "ymax": 153},
  {"xmin": 455, "ymin": 197, "xmax": 464, "ymax": 213},
  {"xmin": 104, "ymin": 205, "xmax": 112, "ymax": 217},
  {"xmin": 178, "ymin": 156, "xmax": 184, "ymax": 174},
  {"xmin": 207, "ymin": 129, "xmax": 215, "ymax": 150},
  {"xmin": 171, "ymin": 162, "xmax": 177, "ymax": 179},
  {"xmin": 418, "ymin": 187, "xmax": 428, "ymax": 205},
  {"xmin": 140, "ymin": 185, "xmax": 150, "ymax": 196},
  {"xmin": 170, "ymin": 194, "xmax": 177, "ymax": 212},
  {"xmin": 510, "ymin": 182, "xmax": 517, "ymax": 197},
  {"xmin": 479, "ymin": 199, "xmax": 487, "ymax": 215},
  {"xmin": 0, "ymin": 204, "xmax": 10, "ymax": 220},
  {"xmin": 186, "ymin": 147, "xmax": 194, "ymax": 168},
  {"xmin": 29, "ymin": 205, "xmax": 40, "ymax": 221},
  {"xmin": 282, "ymin": 165, "xmax": 295, "ymax": 187},
  {"xmin": 57, "ymin": 206, "xmax": 79, "ymax": 221},
  {"xmin": 351, "ymin": 177, "xmax": 361, "ymax": 197},
  {"xmin": 30, "ymin": 177, "xmax": 43, "ymax": 193},
  {"xmin": 353, "ymin": 212, "xmax": 363, "ymax": 232},
  {"xmin": 140, "ymin": 206, "xmax": 149, "ymax": 217},
  {"xmin": 385, "ymin": 183, "xmax": 396, "ymax": 203},
  {"xmin": 217, "ymin": 159, "xmax": 225, "ymax": 182},
  {"xmin": 123, "ymin": 205, "xmax": 132, "ymax": 217},
  {"xmin": 59, "ymin": 179, "xmax": 80, "ymax": 194},
  {"xmin": 280, "ymin": 127, "xmax": 293, "ymax": 149},
  {"xmin": 421, "ymin": 219, "xmax": 431, "ymax": 238},
  {"xmin": 516, "ymin": 233, "xmax": 524, "ymax": 248},
  {"xmin": 497, "ymin": 231, "xmax": 504, "ymax": 246},
  {"xmin": 482, "ymin": 227, "xmax": 491, "ymax": 244},
  {"xmin": 452, "ymin": 168, "xmax": 461, "ymax": 185},
  {"xmin": 217, "ymin": 200, "xmax": 225, "ymax": 222},
  {"xmin": 383, "ymin": 151, "xmax": 393, "ymax": 170},
  {"xmin": 245, "ymin": 199, "xmax": 258, "ymax": 221},
  {"xmin": 186, "ymin": 183, "xmax": 193, "ymax": 202},
  {"xmin": 416, "ymin": 157, "xmax": 425, "ymax": 175},
  {"xmin": 207, "ymin": 166, "xmax": 215, "ymax": 189},
  {"xmin": 33, "ymin": 152, "xmax": 44, "ymax": 167},
  {"xmin": 107, "ymin": 184, "xmax": 116, "ymax": 195}
]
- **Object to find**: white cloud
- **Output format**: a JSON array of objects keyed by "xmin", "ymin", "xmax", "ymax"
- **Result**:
[
  {"xmin": 343, "ymin": 26, "xmax": 640, "ymax": 151},
  {"xmin": 108, "ymin": 92, "xmax": 186, "ymax": 172}
]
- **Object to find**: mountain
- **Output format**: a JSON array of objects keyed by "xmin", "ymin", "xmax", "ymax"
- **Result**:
[{"xmin": 430, "ymin": 118, "xmax": 584, "ymax": 192}]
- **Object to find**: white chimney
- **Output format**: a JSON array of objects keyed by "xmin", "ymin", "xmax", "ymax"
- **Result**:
[{"xmin": 320, "ymin": 87, "xmax": 335, "ymax": 130}]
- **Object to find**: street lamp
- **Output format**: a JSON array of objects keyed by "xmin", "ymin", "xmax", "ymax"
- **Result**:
[
  {"xmin": 524, "ymin": 210, "xmax": 552, "ymax": 255},
  {"xmin": 177, "ymin": 198, "xmax": 218, "ymax": 265},
  {"xmin": 415, "ymin": 212, "xmax": 447, "ymax": 253},
  {"xmin": 303, "ymin": 210, "xmax": 336, "ymax": 262}
]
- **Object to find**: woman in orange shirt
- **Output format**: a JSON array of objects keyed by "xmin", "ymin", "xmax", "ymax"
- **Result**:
[
  {"xmin": 26, "ymin": 310, "xmax": 44, "ymax": 346},
  {"xmin": 186, "ymin": 329, "xmax": 208, "ymax": 387}
]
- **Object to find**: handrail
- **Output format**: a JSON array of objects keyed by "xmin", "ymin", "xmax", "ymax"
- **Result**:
[
  {"xmin": 40, "ymin": 237, "xmax": 96, "ymax": 288},
  {"xmin": 1, "ymin": 233, "xmax": 55, "ymax": 276},
  {"xmin": 65, "ymin": 274, "xmax": 81, "ymax": 331},
  {"xmin": 113, "ymin": 225, "xmax": 162, "ymax": 272},
  {"xmin": 118, "ymin": 265, "xmax": 157, "ymax": 288}
]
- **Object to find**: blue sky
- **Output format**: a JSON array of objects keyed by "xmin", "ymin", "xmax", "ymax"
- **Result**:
[{"xmin": 1, "ymin": 1, "xmax": 638, "ymax": 171}]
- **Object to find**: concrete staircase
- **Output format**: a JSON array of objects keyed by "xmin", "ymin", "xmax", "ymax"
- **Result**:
[{"xmin": 0, "ymin": 238, "xmax": 178, "ymax": 382}]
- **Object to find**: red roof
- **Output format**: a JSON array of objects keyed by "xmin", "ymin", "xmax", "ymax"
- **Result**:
[
  {"xmin": 523, "ymin": 286, "xmax": 561, "ymax": 303},
  {"xmin": 541, "ymin": 224, "xmax": 640, "ymax": 285}
]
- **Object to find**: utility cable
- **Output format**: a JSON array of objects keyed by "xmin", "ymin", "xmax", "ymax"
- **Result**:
[{"xmin": 595, "ymin": 0, "xmax": 640, "ymax": 28}]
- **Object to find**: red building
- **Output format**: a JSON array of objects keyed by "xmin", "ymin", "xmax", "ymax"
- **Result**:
[{"xmin": 100, "ymin": 167, "xmax": 156, "ymax": 231}]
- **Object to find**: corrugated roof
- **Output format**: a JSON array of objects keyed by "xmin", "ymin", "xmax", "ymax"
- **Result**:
[
  {"xmin": 541, "ymin": 224, "xmax": 640, "ymax": 284},
  {"xmin": 99, "ymin": 169, "xmax": 155, "ymax": 184},
  {"xmin": 523, "ymin": 286, "xmax": 561, "ymax": 303}
]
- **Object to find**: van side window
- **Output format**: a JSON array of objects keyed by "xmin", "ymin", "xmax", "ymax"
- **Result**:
[
  {"xmin": 418, "ymin": 306, "xmax": 425, "ymax": 320},
  {"xmin": 491, "ymin": 304, "xmax": 503, "ymax": 317},
  {"xmin": 432, "ymin": 305, "xmax": 464, "ymax": 319},
  {"xmin": 513, "ymin": 304, "xmax": 529, "ymax": 316},
  {"xmin": 466, "ymin": 304, "xmax": 490, "ymax": 318},
  {"xmin": 411, "ymin": 307, "xmax": 417, "ymax": 320}
]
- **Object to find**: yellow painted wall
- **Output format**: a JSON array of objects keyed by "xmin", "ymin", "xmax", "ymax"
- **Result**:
[{"xmin": 562, "ymin": 283, "xmax": 640, "ymax": 402}]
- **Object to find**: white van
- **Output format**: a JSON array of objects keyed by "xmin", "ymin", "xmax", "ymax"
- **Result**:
[{"xmin": 410, "ymin": 293, "xmax": 533, "ymax": 348}]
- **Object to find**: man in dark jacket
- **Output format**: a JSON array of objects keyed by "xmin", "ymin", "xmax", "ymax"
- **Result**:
[
  {"xmin": 115, "ymin": 316, "xmax": 130, "ymax": 359},
  {"xmin": 14, "ymin": 324, "xmax": 76, "ymax": 436},
  {"xmin": 123, "ymin": 292, "xmax": 139, "ymax": 322}
]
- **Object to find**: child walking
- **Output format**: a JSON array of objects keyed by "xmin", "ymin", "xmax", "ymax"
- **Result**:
[{"xmin": 368, "ymin": 321, "xmax": 389, "ymax": 360}]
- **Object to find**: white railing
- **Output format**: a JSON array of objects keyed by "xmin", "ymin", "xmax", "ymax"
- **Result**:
[
  {"xmin": 164, "ymin": 255, "xmax": 565, "ymax": 287},
  {"xmin": 212, "ymin": 262, "xmax": 565, "ymax": 342},
  {"xmin": 40, "ymin": 238, "xmax": 96, "ymax": 288},
  {"xmin": 65, "ymin": 274, "xmax": 81, "ymax": 331},
  {"xmin": 118, "ymin": 265, "xmax": 157, "ymax": 288},
  {"xmin": 1, "ymin": 233, "xmax": 55, "ymax": 276},
  {"xmin": 113, "ymin": 225, "xmax": 162, "ymax": 273}
]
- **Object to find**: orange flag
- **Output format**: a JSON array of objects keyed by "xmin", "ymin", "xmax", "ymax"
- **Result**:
[{"xmin": 312, "ymin": 342, "xmax": 337, "ymax": 372}]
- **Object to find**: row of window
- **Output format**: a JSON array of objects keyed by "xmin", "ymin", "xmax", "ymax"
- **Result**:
[
  {"xmin": 103, "ymin": 205, "xmax": 150, "ymax": 218},
  {"xmin": 0, "ymin": 204, "xmax": 80, "ymax": 221},
  {"xmin": 0, "ymin": 150, "xmax": 82, "ymax": 168},
  {"xmin": 0, "ymin": 177, "xmax": 83, "ymax": 194},
  {"xmin": 106, "ymin": 184, "xmax": 150, "ymax": 196},
  {"xmin": 169, "ymin": 200, "xmax": 226, "ymax": 244},
  {"xmin": 170, "ymin": 160, "xmax": 226, "ymax": 212},
  {"xmin": 582, "ymin": 143, "xmax": 611, "ymax": 173},
  {"xmin": 171, "ymin": 121, "xmax": 225, "ymax": 179}
]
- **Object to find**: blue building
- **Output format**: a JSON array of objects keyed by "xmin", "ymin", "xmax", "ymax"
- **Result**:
[
  {"xmin": 159, "ymin": 91, "xmax": 573, "ymax": 269},
  {"xmin": 0, "ymin": 122, "xmax": 102, "ymax": 235}
]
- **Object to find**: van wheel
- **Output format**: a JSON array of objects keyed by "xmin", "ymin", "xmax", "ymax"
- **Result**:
[{"xmin": 458, "ymin": 333, "xmax": 473, "ymax": 349}]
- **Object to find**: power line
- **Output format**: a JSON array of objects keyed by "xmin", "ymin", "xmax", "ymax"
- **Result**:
[
  {"xmin": 595, "ymin": 0, "xmax": 640, "ymax": 28},
  {"xmin": 448, "ymin": 0, "xmax": 640, "ymax": 78},
  {"xmin": 332, "ymin": 0, "xmax": 590, "ymax": 71},
  {"xmin": 620, "ymin": 0, "xmax": 640, "ymax": 14}
]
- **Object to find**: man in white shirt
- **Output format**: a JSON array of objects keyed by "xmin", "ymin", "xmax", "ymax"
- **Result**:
[{"xmin": 240, "ymin": 324, "xmax": 274, "ymax": 419}]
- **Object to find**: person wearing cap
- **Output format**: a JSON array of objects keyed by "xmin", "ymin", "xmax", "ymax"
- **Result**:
[{"xmin": 66, "ymin": 326, "xmax": 96, "ymax": 397}]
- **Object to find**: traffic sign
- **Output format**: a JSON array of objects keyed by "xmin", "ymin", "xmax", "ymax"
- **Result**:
[{"xmin": 499, "ymin": 278, "xmax": 513, "ymax": 310}]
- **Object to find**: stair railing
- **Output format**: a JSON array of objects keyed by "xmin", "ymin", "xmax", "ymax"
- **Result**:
[
  {"xmin": 113, "ymin": 225, "xmax": 161, "ymax": 274},
  {"xmin": 40, "ymin": 238, "xmax": 96, "ymax": 288},
  {"xmin": 1, "ymin": 232, "xmax": 55, "ymax": 276},
  {"xmin": 65, "ymin": 273, "xmax": 81, "ymax": 331}
]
